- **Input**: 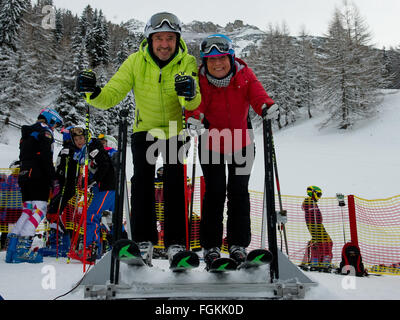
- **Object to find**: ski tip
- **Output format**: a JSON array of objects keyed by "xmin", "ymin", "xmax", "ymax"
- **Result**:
[
  {"xmin": 112, "ymin": 239, "xmax": 141, "ymax": 261},
  {"xmin": 170, "ymin": 251, "xmax": 200, "ymax": 271},
  {"xmin": 246, "ymin": 249, "xmax": 273, "ymax": 265},
  {"xmin": 209, "ymin": 257, "xmax": 238, "ymax": 273}
]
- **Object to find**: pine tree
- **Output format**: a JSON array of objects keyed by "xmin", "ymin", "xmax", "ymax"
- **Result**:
[
  {"xmin": 86, "ymin": 9, "xmax": 110, "ymax": 68},
  {"xmin": 318, "ymin": 2, "xmax": 388, "ymax": 129},
  {"xmin": 248, "ymin": 23, "xmax": 301, "ymax": 129},
  {"xmin": 55, "ymin": 21, "xmax": 89, "ymax": 126},
  {"xmin": 54, "ymin": 9, "xmax": 64, "ymax": 43},
  {"xmin": 0, "ymin": 0, "xmax": 29, "ymax": 116},
  {"xmin": 0, "ymin": 0, "xmax": 28, "ymax": 51},
  {"xmin": 295, "ymin": 28, "xmax": 319, "ymax": 119}
]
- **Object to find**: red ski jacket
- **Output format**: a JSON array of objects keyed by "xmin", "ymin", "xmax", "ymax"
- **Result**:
[{"xmin": 188, "ymin": 58, "xmax": 275, "ymax": 154}]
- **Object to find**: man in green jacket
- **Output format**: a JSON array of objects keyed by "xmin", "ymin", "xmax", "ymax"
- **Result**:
[{"xmin": 76, "ymin": 12, "xmax": 201, "ymax": 269}]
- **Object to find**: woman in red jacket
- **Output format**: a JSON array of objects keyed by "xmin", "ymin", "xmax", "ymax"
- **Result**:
[{"xmin": 190, "ymin": 34, "xmax": 275, "ymax": 270}]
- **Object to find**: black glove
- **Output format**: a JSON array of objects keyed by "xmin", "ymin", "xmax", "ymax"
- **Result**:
[
  {"xmin": 76, "ymin": 69, "xmax": 97, "ymax": 94},
  {"xmin": 175, "ymin": 74, "xmax": 196, "ymax": 100}
]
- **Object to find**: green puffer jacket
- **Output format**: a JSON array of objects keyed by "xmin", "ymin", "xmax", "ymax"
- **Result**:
[{"xmin": 86, "ymin": 38, "xmax": 201, "ymax": 139}]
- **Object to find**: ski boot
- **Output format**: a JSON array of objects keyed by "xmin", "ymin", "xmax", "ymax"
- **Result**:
[
  {"xmin": 309, "ymin": 258, "xmax": 320, "ymax": 271},
  {"xmin": 319, "ymin": 256, "xmax": 333, "ymax": 273},
  {"xmin": 5, "ymin": 233, "xmax": 18, "ymax": 263},
  {"xmin": 86, "ymin": 241, "xmax": 98, "ymax": 263},
  {"xmin": 168, "ymin": 244, "xmax": 199, "ymax": 271},
  {"xmin": 299, "ymin": 262, "xmax": 311, "ymax": 271},
  {"xmin": 229, "ymin": 245, "xmax": 247, "ymax": 267},
  {"xmin": 138, "ymin": 241, "xmax": 153, "ymax": 266},
  {"xmin": 204, "ymin": 247, "xmax": 221, "ymax": 271},
  {"xmin": 153, "ymin": 247, "xmax": 168, "ymax": 259},
  {"xmin": 39, "ymin": 229, "xmax": 70, "ymax": 258},
  {"xmin": 13, "ymin": 236, "xmax": 43, "ymax": 263}
]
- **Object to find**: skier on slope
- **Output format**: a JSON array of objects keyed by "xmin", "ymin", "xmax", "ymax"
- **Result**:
[
  {"xmin": 5, "ymin": 108, "xmax": 63, "ymax": 263},
  {"xmin": 98, "ymin": 133, "xmax": 118, "ymax": 172},
  {"xmin": 301, "ymin": 186, "xmax": 333, "ymax": 271},
  {"xmin": 75, "ymin": 12, "xmax": 201, "ymax": 268},
  {"xmin": 186, "ymin": 34, "xmax": 276, "ymax": 270},
  {"xmin": 98, "ymin": 133, "xmax": 117, "ymax": 152},
  {"xmin": 68, "ymin": 126, "xmax": 116, "ymax": 262}
]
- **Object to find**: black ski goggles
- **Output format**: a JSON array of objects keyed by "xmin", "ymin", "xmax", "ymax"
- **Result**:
[
  {"xmin": 149, "ymin": 12, "xmax": 181, "ymax": 31},
  {"xmin": 200, "ymin": 36, "xmax": 233, "ymax": 55}
]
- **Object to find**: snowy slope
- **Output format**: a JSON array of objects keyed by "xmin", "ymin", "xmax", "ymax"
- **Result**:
[
  {"xmin": 1, "ymin": 90, "xmax": 400, "ymax": 300},
  {"xmin": 250, "ymin": 89, "xmax": 400, "ymax": 199}
]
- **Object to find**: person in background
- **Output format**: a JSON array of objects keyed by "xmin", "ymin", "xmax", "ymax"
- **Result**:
[
  {"xmin": 69, "ymin": 126, "xmax": 116, "ymax": 262},
  {"xmin": 187, "ymin": 34, "xmax": 276, "ymax": 270},
  {"xmin": 302, "ymin": 185, "xmax": 333, "ymax": 271},
  {"xmin": 42, "ymin": 126, "xmax": 78, "ymax": 257},
  {"xmin": 98, "ymin": 133, "xmax": 118, "ymax": 171},
  {"xmin": 6, "ymin": 107, "xmax": 63, "ymax": 263},
  {"xmin": 75, "ymin": 12, "xmax": 201, "ymax": 269}
]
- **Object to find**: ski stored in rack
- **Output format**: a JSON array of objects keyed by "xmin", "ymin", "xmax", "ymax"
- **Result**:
[
  {"xmin": 110, "ymin": 108, "xmax": 130, "ymax": 284},
  {"xmin": 262, "ymin": 117, "xmax": 279, "ymax": 281}
]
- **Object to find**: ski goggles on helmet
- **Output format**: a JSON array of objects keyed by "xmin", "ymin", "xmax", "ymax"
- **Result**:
[
  {"xmin": 98, "ymin": 133, "xmax": 106, "ymax": 140},
  {"xmin": 70, "ymin": 127, "xmax": 85, "ymax": 137},
  {"xmin": 200, "ymin": 35, "xmax": 233, "ymax": 57},
  {"xmin": 149, "ymin": 12, "xmax": 181, "ymax": 32},
  {"xmin": 39, "ymin": 107, "xmax": 63, "ymax": 129}
]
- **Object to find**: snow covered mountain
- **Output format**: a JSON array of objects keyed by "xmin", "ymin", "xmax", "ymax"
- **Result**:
[{"xmin": 123, "ymin": 18, "xmax": 268, "ymax": 58}]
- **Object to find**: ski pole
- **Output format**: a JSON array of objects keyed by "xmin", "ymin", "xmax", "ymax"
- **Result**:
[
  {"xmin": 55, "ymin": 157, "xmax": 69, "ymax": 260},
  {"xmin": 271, "ymin": 134, "xmax": 289, "ymax": 256},
  {"xmin": 336, "ymin": 193, "xmax": 347, "ymax": 244},
  {"xmin": 262, "ymin": 117, "xmax": 279, "ymax": 281},
  {"xmin": 82, "ymin": 104, "xmax": 90, "ymax": 273},
  {"xmin": 176, "ymin": 72, "xmax": 191, "ymax": 251},
  {"xmin": 188, "ymin": 134, "xmax": 198, "ymax": 250},
  {"xmin": 66, "ymin": 163, "xmax": 83, "ymax": 264}
]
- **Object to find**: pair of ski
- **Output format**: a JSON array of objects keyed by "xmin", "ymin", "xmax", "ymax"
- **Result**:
[
  {"xmin": 299, "ymin": 263, "xmax": 334, "ymax": 273},
  {"xmin": 112, "ymin": 239, "xmax": 200, "ymax": 272},
  {"xmin": 208, "ymin": 249, "xmax": 273, "ymax": 273},
  {"xmin": 113, "ymin": 239, "xmax": 273, "ymax": 273}
]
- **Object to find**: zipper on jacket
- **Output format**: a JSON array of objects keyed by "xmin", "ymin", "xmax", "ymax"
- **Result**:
[{"xmin": 158, "ymin": 68, "xmax": 166, "ymax": 126}]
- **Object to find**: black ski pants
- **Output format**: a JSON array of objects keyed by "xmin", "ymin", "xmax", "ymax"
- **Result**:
[
  {"xmin": 130, "ymin": 132, "xmax": 187, "ymax": 248},
  {"xmin": 199, "ymin": 142, "xmax": 255, "ymax": 250}
]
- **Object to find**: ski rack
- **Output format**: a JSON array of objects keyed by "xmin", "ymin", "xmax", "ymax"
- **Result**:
[
  {"xmin": 79, "ymin": 250, "xmax": 317, "ymax": 300},
  {"xmin": 77, "ymin": 115, "xmax": 318, "ymax": 300},
  {"xmin": 83, "ymin": 280, "xmax": 311, "ymax": 300}
]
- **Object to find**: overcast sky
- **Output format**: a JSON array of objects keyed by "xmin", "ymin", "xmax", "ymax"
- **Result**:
[{"xmin": 52, "ymin": 0, "xmax": 399, "ymax": 48}]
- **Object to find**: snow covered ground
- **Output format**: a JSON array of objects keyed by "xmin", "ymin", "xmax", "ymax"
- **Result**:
[{"xmin": 1, "ymin": 90, "xmax": 400, "ymax": 301}]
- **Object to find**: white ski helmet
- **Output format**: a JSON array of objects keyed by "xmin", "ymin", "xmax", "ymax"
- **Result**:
[{"xmin": 144, "ymin": 12, "xmax": 182, "ymax": 39}]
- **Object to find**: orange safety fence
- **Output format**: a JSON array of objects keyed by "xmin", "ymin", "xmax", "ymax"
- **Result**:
[{"xmin": 352, "ymin": 195, "xmax": 400, "ymax": 274}]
